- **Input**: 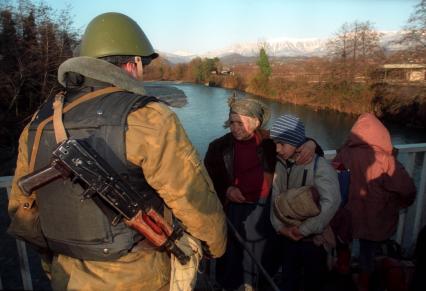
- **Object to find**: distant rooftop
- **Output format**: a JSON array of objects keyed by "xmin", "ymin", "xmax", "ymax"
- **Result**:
[{"xmin": 383, "ymin": 64, "xmax": 426, "ymax": 69}]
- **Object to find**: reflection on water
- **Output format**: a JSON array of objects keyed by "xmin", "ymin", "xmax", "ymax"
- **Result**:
[{"xmin": 157, "ymin": 82, "xmax": 426, "ymax": 158}]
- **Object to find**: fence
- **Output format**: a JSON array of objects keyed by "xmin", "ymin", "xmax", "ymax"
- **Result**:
[
  {"xmin": 0, "ymin": 176, "xmax": 33, "ymax": 290},
  {"xmin": 1, "ymin": 143, "xmax": 426, "ymax": 290}
]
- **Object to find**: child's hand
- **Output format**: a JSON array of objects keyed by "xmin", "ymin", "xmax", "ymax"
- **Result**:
[
  {"xmin": 279, "ymin": 226, "xmax": 304, "ymax": 241},
  {"xmin": 278, "ymin": 226, "xmax": 291, "ymax": 237},
  {"xmin": 288, "ymin": 226, "xmax": 304, "ymax": 241},
  {"xmin": 226, "ymin": 186, "xmax": 246, "ymax": 203}
]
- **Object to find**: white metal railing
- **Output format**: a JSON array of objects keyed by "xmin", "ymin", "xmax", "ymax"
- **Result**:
[{"xmin": 1, "ymin": 143, "xmax": 426, "ymax": 289}]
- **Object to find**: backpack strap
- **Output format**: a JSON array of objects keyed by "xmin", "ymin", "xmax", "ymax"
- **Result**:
[
  {"xmin": 313, "ymin": 154, "xmax": 320, "ymax": 172},
  {"xmin": 304, "ymin": 154, "xmax": 319, "ymax": 186},
  {"xmin": 29, "ymin": 86, "xmax": 123, "ymax": 172},
  {"xmin": 301, "ymin": 169, "xmax": 308, "ymax": 186}
]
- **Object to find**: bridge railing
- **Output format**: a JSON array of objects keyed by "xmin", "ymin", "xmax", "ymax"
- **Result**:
[
  {"xmin": 1, "ymin": 142, "xmax": 426, "ymax": 290},
  {"xmin": 0, "ymin": 175, "xmax": 33, "ymax": 290}
]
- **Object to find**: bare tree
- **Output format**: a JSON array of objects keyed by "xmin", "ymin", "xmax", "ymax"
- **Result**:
[
  {"xmin": 358, "ymin": 22, "xmax": 383, "ymax": 60},
  {"xmin": 0, "ymin": 0, "xmax": 79, "ymax": 154},
  {"xmin": 327, "ymin": 22, "xmax": 352, "ymax": 81},
  {"xmin": 327, "ymin": 21, "xmax": 383, "ymax": 82},
  {"xmin": 327, "ymin": 23, "xmax": 350, "ymax": 60},
  {"xmin": 257, "ymin": 39, "xmax": 272, "ymax": 56},
  {"xmin": 399, "ymin": 0, "xmax": 426, "ymax": 61}
]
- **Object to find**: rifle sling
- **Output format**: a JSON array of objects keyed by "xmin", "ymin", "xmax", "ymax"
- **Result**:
[{"xmin": 52, "ymin": 92, "xmax": 68, "ymax": 143}]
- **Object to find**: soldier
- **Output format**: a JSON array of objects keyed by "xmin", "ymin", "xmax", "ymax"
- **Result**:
[{"xmin": 8, "ymin": 12, "xmax": 226, "ymax": 290}]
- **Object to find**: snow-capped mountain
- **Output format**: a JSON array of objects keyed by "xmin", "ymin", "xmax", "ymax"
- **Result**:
[
  {"xmin": 379, "ymin": 30, "xmax": 407, "ymax": 51},
  {"xmin": 202, "ymin": 37, "xmax": 329, "ymax": 58},
  {"xmin": 159, "ymin": 51, "xmax": 197, "ymax": 64},
  {"xmin": 160, "ymin": 31, "xmax": 404, "ymax": 63}
]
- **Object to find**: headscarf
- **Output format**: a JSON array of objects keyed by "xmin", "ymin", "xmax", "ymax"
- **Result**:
[{"xmin": 225, "ymin": 94, "xmax": 270, "ymax": 128}]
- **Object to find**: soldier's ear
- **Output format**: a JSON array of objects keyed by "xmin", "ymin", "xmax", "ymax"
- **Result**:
[
  {"xmin": 121, "ymin": 62, "xmax": 133, "ymax": 73},
  {"xmin": 121, "ymin": 62, "xmax": 140, "ymax": 79}
]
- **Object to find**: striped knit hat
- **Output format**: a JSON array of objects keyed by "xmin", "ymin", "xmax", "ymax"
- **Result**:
[{"xmin": 270, "ymin": 115, "xmax": 305, "ymax": 147}]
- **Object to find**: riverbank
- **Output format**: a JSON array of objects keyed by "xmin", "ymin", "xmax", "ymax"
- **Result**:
[
  {"xmin": 191, "ymin": 75, "xmax": 426, "ymax": 129},
  {"xmin": 372, "ymin": 83, "xmax": 426, "ymax": 128}
]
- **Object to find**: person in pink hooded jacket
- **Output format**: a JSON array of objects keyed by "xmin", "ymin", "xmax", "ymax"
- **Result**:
[{"xmin": 333, "ymin": 113, "xmax": 416, "ymax": 291}]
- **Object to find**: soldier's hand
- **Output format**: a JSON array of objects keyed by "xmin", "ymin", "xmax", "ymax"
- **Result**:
[{"xmin": 226, "ymin": 186, "xmax": 246, "ymax": 203}]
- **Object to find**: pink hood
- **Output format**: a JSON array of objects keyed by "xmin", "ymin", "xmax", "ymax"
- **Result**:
[{"xmin": 346, "ymin": 113, "xmax": 393, "ymax": 155}]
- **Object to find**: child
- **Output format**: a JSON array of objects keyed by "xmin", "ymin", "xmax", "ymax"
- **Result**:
[
  {"xmin": 269, "ymin": 114, "xmax": 341, "ymax": 291},
  {"xmin": 333, "ymin": 113, "xmax": 416, "ymax": 291}
]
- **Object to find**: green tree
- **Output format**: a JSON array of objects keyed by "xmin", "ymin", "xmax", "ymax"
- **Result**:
[
  {"xmin": 251, "ymin": 47, "xmax": 272, "ymax": 94},
  {"xmin": 257, "ymin": 47, "xmax": 272, "ymax": 79},
  {"xmin": 200, "ymin": 57, "xmax": 219, "ymax": 81},
  {"xmin": 186, "ymin": 57, "xmax": 221, "ymax": 83}
]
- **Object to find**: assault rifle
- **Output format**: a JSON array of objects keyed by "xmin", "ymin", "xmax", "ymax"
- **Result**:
[{"xmin": 18, "ymin": 139, "xmax": 190, "ymax": 265}]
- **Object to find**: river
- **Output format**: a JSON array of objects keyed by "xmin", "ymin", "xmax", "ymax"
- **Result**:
[{"xmin": 149, "ymin": 82, "xmax": 426, "ymax": 158}]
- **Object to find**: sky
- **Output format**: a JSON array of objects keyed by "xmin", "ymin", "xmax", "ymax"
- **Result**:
[{"xmin": 36, "ymin": 0, "xmax": 418, "ymax": 54}]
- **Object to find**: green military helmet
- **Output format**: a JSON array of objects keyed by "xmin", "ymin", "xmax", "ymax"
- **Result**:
[{"xmin": 79, "ymin": 12, "xmax": 159, "ymax": 60}]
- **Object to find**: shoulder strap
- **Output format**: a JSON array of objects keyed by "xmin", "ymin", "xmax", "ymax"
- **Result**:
[
  {"xmin": 304, "ymin": 155, "xmax": 320, "ymax": 187},
  {"xmin": 301, "ymin": 169, "xmax": 308, "ymax": 186},
  {"xmin": 313, "ymin": 154, "xmax": 320, "ymax": 172},
  {"xmin": 301, "ymin": 155, "xmax": 319, "ymax": 186},
  {"xmin": 29, "ymin": 87, "xmax": 123, "ymax": 172}
]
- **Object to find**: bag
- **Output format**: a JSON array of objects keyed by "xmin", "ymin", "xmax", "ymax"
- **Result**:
[
  {"xmin": 314, "ymin": 156, "xmax": 351, "ymax": 207},
  {"xmin": 314, "ymin": 156, "xmax": 352, "ymax": 243},
  {"xmin": 169, "ymin": 232, "xmax": 203, "ymax": 291},
  {"xmin": 7, "ymin": 196, "xmax": 49, "ymax": 252},
  {"xmin": 334, "ymin": 162, "xmax": 350, "ymax": 207},
  {"xmin": 273, "ymin": 186, "xmax": 320, "ymax": 226}
]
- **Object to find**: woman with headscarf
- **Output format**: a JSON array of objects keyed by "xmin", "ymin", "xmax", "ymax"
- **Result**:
[{"xmin": 204, "ymin": 97, "xmax": 322, "ymax": 290}]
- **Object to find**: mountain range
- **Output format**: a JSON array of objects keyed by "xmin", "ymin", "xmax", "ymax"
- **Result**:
[{"xmin": 160, "ymin": 31, "xmax": 405, "ymax": 64}]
